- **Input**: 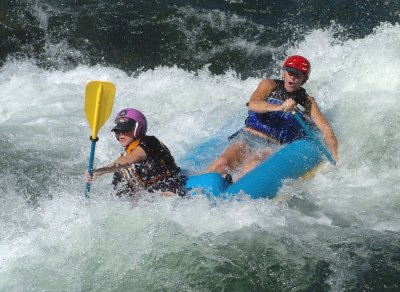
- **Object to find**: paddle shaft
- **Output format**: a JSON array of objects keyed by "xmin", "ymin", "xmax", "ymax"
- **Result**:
[
  {"xmin": 85, "ymin": 137, "xmax": 98, "ymax": 197},
  {"xmin": 292, "ymin": 112, "xmax": 336, "ymax": 165},
  {"xmin": 84, "ymin": 86, "xmax": 103, "ymax": 197}
]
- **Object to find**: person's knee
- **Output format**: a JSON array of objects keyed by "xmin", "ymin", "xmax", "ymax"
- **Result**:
[
  {"xmin": 242, "ymin": 160, "xmax": 259, "ymax": 174},
  {"xmin": 208, "ymin": 157, "xmax": 229, "ymax": 174},
  {"xmin": 240, "ymin": 152, "xmax": 266, "ymax": 175},
  {"xmin": 217, "ymin": 157, "xmax": 230, "ymax": 169},
  {"xmin": 206, "ymin": 141, "xmax": 248, "ymax": 174}
]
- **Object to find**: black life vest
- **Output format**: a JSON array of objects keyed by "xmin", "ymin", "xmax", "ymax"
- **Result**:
[{"xmin": 112, "ymin": 136, "xmax": 185, "ymax": 196}]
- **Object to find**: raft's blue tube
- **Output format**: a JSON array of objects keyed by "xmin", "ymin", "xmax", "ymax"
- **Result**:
[
  {"xmin": 185, "ymin": 139, "xmax": 323, "ymax": 199},
  {"xmin": 224, "ymin": 139, "xmax": 322, "ymax": 199}
]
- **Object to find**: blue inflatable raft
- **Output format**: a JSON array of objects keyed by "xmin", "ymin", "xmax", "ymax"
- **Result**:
[{"xmin": 185, "ymin": 139, "xmax": 323, "ymax": 199}]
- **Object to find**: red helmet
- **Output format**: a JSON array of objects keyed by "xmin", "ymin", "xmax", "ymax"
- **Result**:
[{"xmin": 283, "ymin": 55, "xmax": 311, "ymax": 79}]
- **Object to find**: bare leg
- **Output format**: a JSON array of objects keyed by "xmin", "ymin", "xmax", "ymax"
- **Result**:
[
  {"xmin": 205, "ymin": 141, "xmax": 250, "ymax": 175},
  {"xmin": 239, "ymin": 149, "xmax": 273, "ymax": 177}
]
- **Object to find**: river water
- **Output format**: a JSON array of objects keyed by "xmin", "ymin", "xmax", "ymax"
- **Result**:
[{"xmin": 1, "ymin": 0, "xmax": 400, "ymax": 290}]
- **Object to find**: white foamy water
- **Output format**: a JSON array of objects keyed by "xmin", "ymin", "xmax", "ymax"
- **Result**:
[{"xmin": 1, "ymin": 22, "xmax": 400, "ymax": 290}]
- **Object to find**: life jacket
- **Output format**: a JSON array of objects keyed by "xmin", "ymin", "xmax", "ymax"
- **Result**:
[
  {"xmin": 245, "ymin": 80, "xmax": 313, "ymax": 144},
  {"xmin": 112, "ymin": 136, "xmax": 185, "ymax": 196}
]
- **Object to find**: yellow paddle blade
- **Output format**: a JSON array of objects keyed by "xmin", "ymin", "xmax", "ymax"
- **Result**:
[{"xmin": 84, "ymin": 81, "xmax": 116, "ymax": 139}]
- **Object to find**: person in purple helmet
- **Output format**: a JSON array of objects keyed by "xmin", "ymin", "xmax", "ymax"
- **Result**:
[{"xmin": 86, "ymin": 108, "xmax": 186, "ymax": 197}]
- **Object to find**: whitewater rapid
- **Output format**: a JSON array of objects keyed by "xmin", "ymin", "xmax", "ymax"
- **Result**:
[{"xmin": 1, "ymin": 22, "xmax": 400, "ymax": 290}]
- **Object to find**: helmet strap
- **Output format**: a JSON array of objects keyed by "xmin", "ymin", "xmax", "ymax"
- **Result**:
[{"xmin": 133, "ymin": 122, "xmax": 140, "ymax": 138}]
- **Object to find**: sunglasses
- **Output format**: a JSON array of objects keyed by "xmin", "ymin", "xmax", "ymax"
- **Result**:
[
  {"xmin": 284, "ymin": 68, "xmax": 304, "ymax": 78},
  {"xmin": 114, "ymin": 129, "xmax": 131, "ymax": 135}
]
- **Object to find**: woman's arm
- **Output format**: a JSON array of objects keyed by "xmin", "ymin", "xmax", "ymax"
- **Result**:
[
  {"xmin": 308, "ymin": 96, "xmax": 339, "ymax": 161},
  {"xmin": 247, "ymin": 79, "xmax": 296, "ymax": 113}
]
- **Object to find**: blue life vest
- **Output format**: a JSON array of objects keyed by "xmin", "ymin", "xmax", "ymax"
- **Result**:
[{"xmin": 245, "ymin": 80, "xmax": 313, "ymax": 144}]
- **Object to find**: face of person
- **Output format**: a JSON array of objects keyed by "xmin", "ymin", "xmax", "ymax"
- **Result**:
[
  {"xmin": 283, "ymin": 70, "xmax": 305, "ymax": 92},
  {"xmin": 114, "ymin": 129, "xmax": 136, "ymax": 147}
]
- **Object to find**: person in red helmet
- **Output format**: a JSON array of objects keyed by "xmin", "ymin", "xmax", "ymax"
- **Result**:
[
  {"xmin": 86, "ymin": 108, "xmax": 186, "ymax": 197},
  {"xmin": 206, "ymin": 55, "xmax": 339, "ymax": 180}
]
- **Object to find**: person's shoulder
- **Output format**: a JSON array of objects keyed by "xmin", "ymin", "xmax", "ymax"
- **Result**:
[
  {"xmin": 141, "ymin": 135, "xmax": 159, "ymax": 144},
  {"xmin": 254, "ymin": 79, "xmax": 277, "ymax": 94},
  {"xmin": 258, "ymin": 79, "xmax": 279, "ymax": 90},
  {"xmin": 142, "ymin": 135, "xmax": 167, "ymax": 147},
  {"xmin": 141, "ymin": 135, "xmax": 172, "ymax": 155},
  {"xmin": 260, "ymin": 79, "xmax": 277, "ymax": 85},
  {"xmin": 139, "ymin": 136, "xmax": 160, "ymax": 154},
  {"xmin": 142, "ymin": 135, "xmax": 155, "ymax": 140}
]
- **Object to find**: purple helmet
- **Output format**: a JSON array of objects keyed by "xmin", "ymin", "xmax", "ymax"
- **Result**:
[{"xmin": 112, "ymin": 108, "xmax": 147, "ymax": 138}]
